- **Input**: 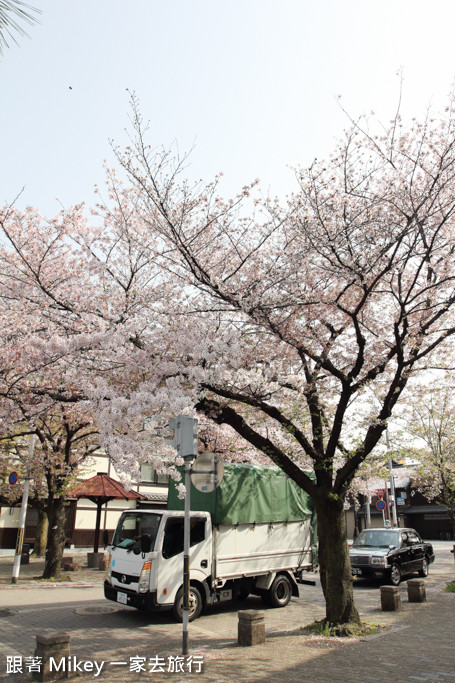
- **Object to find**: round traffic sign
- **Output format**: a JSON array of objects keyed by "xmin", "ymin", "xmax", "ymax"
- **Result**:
[
  {"xmin": 9, "ymin": 471, "xmax": 18, "ymax": 485},
  {"xmin": 376, "ymin": 499, "xmax": 386, "ymax": 511}
]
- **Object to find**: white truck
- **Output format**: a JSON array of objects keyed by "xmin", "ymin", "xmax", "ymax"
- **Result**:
[{"xmin": 104, "ymin": 464, "xmax": 317, "ymax": 621}]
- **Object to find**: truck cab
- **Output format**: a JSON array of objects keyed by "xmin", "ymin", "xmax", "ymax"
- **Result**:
[{"xmin": 104, "ymin": 509, "xmax": 211, "ymax": 620}]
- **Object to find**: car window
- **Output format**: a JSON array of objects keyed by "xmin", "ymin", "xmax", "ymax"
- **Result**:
[
  {"xmin": 162, "ymin": 517, "xmax": 206, "ymax": 559},
  {"xmin": 401, "ymin": 532, "xmax": 410, "ymax": 546},
  {"xmin": 407, "ymin": 531, "xmax": 421, "ymax": 545}
]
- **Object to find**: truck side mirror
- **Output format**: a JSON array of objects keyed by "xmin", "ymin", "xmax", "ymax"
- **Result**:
[
  {"xmin": 102, "ymin": 529, "xmax": 109, "ymax": 547},
  {"xmin": 141, "ymin": 534, "xmax": 151, "ymax": 554}
]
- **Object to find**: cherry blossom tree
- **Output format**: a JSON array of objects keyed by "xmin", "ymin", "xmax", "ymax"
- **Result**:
[
  {"xmin": 0, "ymin": 196, "xmax": 174, "ymax": 577},
  {"xmin": 400, "ymin": 380, "xmax": 455, "ymax": 538},
  {"xmin": 110, "ymin": 95, "xmax": 455, "ymax": 629},
  {"xmin": 0, "ymin": 401, "xmax": 101, "ymax": 577},
  {"xmin": 0, "ymin": 0, "xmax": 40, "ymax": 55},
  {"xmin": 3, "ymin": 92, "xmax": 455, "ymax": 626}
]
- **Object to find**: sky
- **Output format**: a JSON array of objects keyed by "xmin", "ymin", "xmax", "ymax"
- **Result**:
[{"xmin": 2, "ymin": 0, "xmax": 455, "ymax": 216}]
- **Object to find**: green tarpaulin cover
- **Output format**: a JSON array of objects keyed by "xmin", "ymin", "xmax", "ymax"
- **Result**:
[{"xmin": 167, "ymin": 463, "xmax": 315, "ymax": 525}]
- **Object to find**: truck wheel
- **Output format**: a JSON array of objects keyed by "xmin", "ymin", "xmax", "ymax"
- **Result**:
[
  {"xmin": 418, "ymin": 557, "xmax": 429, "ymax": 577},
  {"xmin": 265, "ymin": 575, "xmax": 292, "ymax": 608},
  {"xmin": 389, "ymin": 564, "xmax": 401, "ymax": 586},
  {"xmin": 172, "ymin": 586, "xmax": 202, "ymax": 622}
]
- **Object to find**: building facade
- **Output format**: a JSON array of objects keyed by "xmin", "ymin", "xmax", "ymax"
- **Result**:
[{"xmin": 0, "ymin": 452, "xmax": 169, "ymax": 549}]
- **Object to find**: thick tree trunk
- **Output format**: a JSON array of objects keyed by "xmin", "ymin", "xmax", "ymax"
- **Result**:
[
  {"xmin": 315, "ymin": 494, "xmax": 361, "ymax": 627},
  {"xmin": 33, "ymin": 509, "xmax": 48, "ymax": 557},
  {"xmin": 42, "ymin": 497, "xmax": 66, "ymax": 579}
]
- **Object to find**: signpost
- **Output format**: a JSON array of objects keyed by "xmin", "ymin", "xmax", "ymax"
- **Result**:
[
  {"xmin": 8, "ymin": 472, "xmax": 18, "ymax": 485},
  {"xmin": 376, "ymin": 499, "xmax": 386, "ymax": 511},
  {"xmin": 167, "ymin": 416, "xmax": 224, "ymax": 655},
  {"xmin": 168, "ymin": 415, "xmax": 198, "ymax": 656}
]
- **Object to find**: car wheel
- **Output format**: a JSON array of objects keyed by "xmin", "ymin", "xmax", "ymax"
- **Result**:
[
  {"xmin": 172, "ymin": 585, "xmax": 203, "ymax": 622},
  {"xmin": 389, "ymin": 564, "xmax": 402, "ymax": 586},
  {"xmin": 264, "ymin": 574, "xmax": 292, "ymax": 608},
  {"xmin": 418, "ymin": 557, "xmax": 429, "ymax": 578}
]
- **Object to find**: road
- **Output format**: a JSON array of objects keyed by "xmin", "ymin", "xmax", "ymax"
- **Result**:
[{"xmin": 0, "ymin": 541, "xmax": 453, "ymax": 681}]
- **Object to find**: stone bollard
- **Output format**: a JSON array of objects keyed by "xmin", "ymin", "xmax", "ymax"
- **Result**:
[
  {"xmin": 407, "ymin": 578, "xmax": 426, "ymax": 602},
  {"xmin": 62, "ymin": 562, "xmax": 81, "ymax": 571},
  {"xmin": 87, "ymin": 552, "xmax": 105, "ymax": 568},
  {"xmin": 34, "ymin": 631, "xmax": 71, "ymax": 681},
  {"xmin": 98, "ymin": 557, "xmax": 108, "ymax": 571},
  {"xmin": 380, "ymin": 585, "xmax": 402, "ymax": 611},
  {"xmin": 238, "ymin": 610, "xmax": 266, "ymax": 646}
]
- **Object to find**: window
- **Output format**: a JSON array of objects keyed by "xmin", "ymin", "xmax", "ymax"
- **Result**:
[
  {"xmin": 162, "ymin": 517, "xmax": 206, "ymax": 559},
  {"xmin": 112, "ymin": 512, "xmax": 161, "ymax": 550},
  {"xmin": 141, "ymin": 464, "xmax": 169, "ymax": 485},
  {"xmin": 407, "ymin": 531, "xmax": 421, "ymax": 545}
]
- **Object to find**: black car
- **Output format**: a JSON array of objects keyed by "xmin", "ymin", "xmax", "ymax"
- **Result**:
[{"xmin": 349, "ymin": 527, "xmax": 435, "ymax": 586}]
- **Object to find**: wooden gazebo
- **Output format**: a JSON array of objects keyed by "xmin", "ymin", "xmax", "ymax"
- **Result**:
[{"xmin": 70, "ymin": 473, "xmax": 146, "ymax": 552}]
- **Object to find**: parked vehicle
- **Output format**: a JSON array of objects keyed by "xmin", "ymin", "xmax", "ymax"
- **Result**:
[
  {"xmin": 349, "ymin": 527, "xmax": 435, "ymax": 586},
  {"xmin": 104, "ymin": 464, "xmax": 317, "ymax": 621}
]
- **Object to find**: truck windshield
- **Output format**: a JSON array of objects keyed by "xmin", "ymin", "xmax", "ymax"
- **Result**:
[{"xmin": 112, "ymin": 512, "xmax": 162, "ymax": 551}]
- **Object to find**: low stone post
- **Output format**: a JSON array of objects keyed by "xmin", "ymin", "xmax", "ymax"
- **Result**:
[
  {"xmin": 380, "ymin": 585, "xmax": 401, "ymax": 611},
  {"xmin": 87, "ymin": 551, "xmax": 105, "ymax": 568},
  {"xmin": 34, "ymin": 631, "xmax": 71, "ymax": 681},
  {"xmin": 62, "ymin": 557, "xmax": 81, "ymax": 572},
  {"xmin": 407, "ymin": 579, "xmax": 426, "ymax": 602},
  {"xmin": 238, "ymin": 610, "xmax": 265, "ymax": 646}
]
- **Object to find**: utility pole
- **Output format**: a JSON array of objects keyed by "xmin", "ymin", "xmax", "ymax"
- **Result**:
[
  {"xmin": 12, "ymin": 433, "xmax": 35, "ymax": 584},
  {"xmin": 386, "ymin": 428, "xmax": 398, "ymax": 527}
]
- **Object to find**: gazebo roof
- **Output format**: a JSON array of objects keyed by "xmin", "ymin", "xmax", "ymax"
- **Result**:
[{"xmin": 69, "ymin": 472, "xmax": 146, "ymax": 504}]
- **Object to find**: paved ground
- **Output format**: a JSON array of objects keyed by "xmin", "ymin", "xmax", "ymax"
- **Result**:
[{"xmin": 0, "ymin": 543, "xmax": 454, "ymax": 682}]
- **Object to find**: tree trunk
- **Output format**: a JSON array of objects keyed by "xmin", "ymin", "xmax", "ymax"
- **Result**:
[
  {"xmin": 33, "ymin": 509, "xmax": 48, "ymax": 557},
  {"xmin": 42, "ymin": 497, "xmax": 66, "ymax": 579},
  {"xmin": 315, "ymin": 494, "xmax": 361, "ymax": 627}
]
